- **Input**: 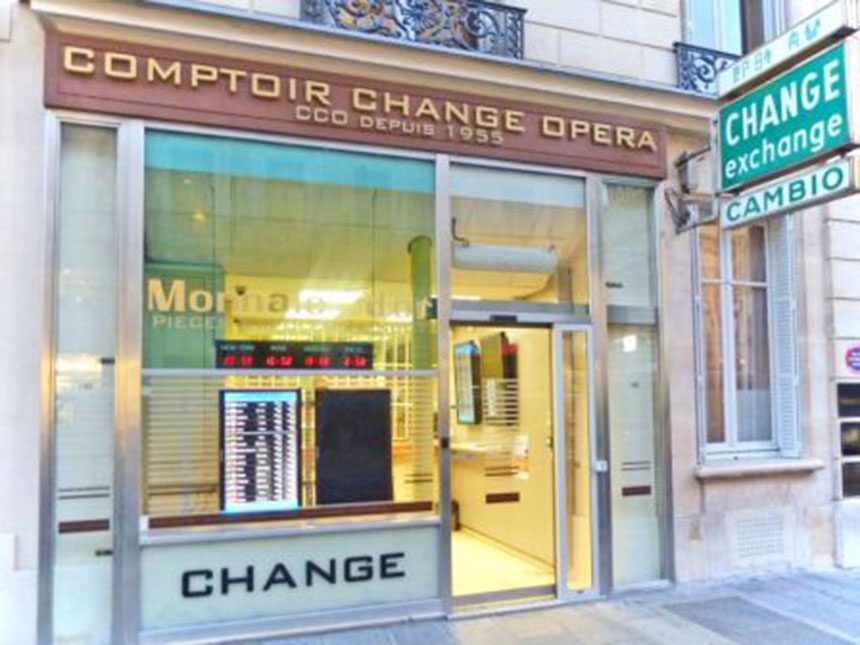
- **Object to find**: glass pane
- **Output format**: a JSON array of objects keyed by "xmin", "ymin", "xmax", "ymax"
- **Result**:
[
  {"xmin": 608, "ymin": 325, "xmax": 663, "ymax": 586},
  {"xmin": 688, "ymin": 0, "xmax": 716, "ymax": 49},
  {"xmin": 703, "ymin": 284, "xmax": 725, "ymax": 444},
  {"xmin": 699, "ymin": 224, "xmax": 721, "ymax": 280},
  {"xmin": 144, "ymin": 131, "xmax": 436, "ymax": 370},
  {"xmin": 450, "ymin": 165, "xmax": 587, "ymax": 308},
  {"xmin": 731, "ymin": 225, "xmax": 767, "ymax": 283},
  {"xmin": 563, "ymin": 331, "xmax": 592, "ymax": 592},
  {"xmin": 734, "ymin": 286, "xmax": 772, "ymax": 443},
  {"xmin": 844, "ymin": 463, "xmax": 860, "ymax": 497},
  {"xmin": 842, "ymin": 422, "xmax": 860, "ymax": 457},
  {"xmin": 450, "ymin": 326, "xmax": 555, "ymax": 596},
  {"xmin": 602, "ymin": 185, "xmax": 655, "ymax": 308},
  {"xmin": 718, "ymin": 0, "xmax": 744, "ymax": 54},
  {"xmin": 53, "ymin": 125, "xmax": 117, "ymax": 644},
  {"xmin": 742, "ymin": 0, "xmax": 771, "ymax": 52},
  {"xmin": 142, "ymin": 132, "xmax": 438, "ymax": 521}
]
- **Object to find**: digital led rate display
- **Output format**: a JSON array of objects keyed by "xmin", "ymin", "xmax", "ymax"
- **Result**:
[{"xmin": 215, "ymin": 341, "xmax": 373, "ymax": 370}]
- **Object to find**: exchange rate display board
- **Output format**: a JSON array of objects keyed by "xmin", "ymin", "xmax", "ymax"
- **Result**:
[{"xmin": 219, "ymin": 390, "xmax": 302, "ymax": 513}]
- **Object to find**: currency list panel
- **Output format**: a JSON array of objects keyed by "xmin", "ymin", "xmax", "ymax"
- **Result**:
[{"xmin": 219, "ymin": 390, "xmax": 301, "ymax": 513}]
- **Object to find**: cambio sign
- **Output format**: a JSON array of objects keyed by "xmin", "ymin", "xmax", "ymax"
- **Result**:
[
  {"xmin": 720, "ymin": 158, "xmax": 858, "ymax": 229},
  {"xmin": 719, "ymin": 39, "xmax": 858, "ymax": 192}
]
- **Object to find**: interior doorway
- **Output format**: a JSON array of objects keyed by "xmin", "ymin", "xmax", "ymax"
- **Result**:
[{"xmin": 448, "ymin": 322, "xmax": 595, "ymax": 604}]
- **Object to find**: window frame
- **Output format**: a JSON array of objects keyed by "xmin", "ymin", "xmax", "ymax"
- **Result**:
[
  {"xmin": 694, "ymin": 222, "xmax": 787, "ymax": 460},
  {"xmin": 684, "ymin": 0, "xmax": 785, "ymax": 54}
]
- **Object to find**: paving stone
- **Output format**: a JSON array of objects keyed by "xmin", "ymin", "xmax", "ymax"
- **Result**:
[
  {"xmin": 267, "ymin": 571, "xmax": 860, "ymax": 645},
  {"xmin": 665, "ymin": 596, "xmax": 853, "ymax": 645}
]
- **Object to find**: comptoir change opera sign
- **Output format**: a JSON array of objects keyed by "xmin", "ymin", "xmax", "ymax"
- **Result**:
[
  {"xmin": 44, "ymin": 31, "xmax": 667, "ymax": 178},
  {"xmin": 718, "ymin": 38, "xmax": 860, "ymax": 193}
]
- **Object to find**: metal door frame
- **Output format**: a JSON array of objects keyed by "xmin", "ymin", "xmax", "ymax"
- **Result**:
[
  {"xmin": 446, "ymin": 316, "xmax": 602, "ymax": 608},
  {"xmin": 552, "ymin": 324, "xmax": 602, "ymax": 602}
]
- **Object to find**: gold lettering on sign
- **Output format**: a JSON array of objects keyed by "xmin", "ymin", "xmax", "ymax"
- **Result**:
[
  {"xmin": 541, "ymin": 116, "xmax": 565, "ymax": 139},
  {"xmin": 445, "ymin": 102, "xmax": 470, "ymax": 125},
  {"xmin": 475, "ymin": 106, "xmax": 499, "ymax": 129},
  {"xmin": 616, "ymin": 127, "xmax": 635, "ymax": 149},
  {"xmin": 105, "ymin": 53, "xmax": 137, "ymax": 80},
  {"xmin": 384, "ymin": 92, "xmax": 409, "ymax": 117},
  {"xmin": 64, "ymin": 46, "xmax": 95, "ymax": 75},
  {"xmin": 570, "ymin": 120, "xmax": 590, "ymax": 140},
  {"xmin": 352, "ymin": 88, "xmax": 377, "ymax": 111},
  {"xmin": 305, "ymin": 81, "xmax": 331, "ymax": 107},
  {"xmin": 505, "ymin": 110, "xmax": 525, "ymax": 133},
  {"xmin": 220, "ymin": 68, "xmax": 247, "ymax": 94},
  {"xmin": 414, "ymin": 97, "xmax": 441, "ymax": 121},
  {"xmin": 593, "ymin": 123, "xmax": 612, "ymax": 145},
  {"xmin": 638, "ymin": 130, "xmax": 657, "ymax": 152},
  {"xmin": 52, "ymin": 39, "xmax": 663, "ymax": 172},
  {"xmin": 191, "ymin": 64, "xmax": 218, "ymax": 88},
  {"xmin": 251, "ymin": 73, "xmax": 280, "ymax": 99},
  {"xmin": 147, "ymin": 59, "xmax": 181, "ymax": 86}
]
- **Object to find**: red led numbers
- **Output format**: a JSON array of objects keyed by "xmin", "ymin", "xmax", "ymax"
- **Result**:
[{"xmin": 216, "ymin": 341, "xmax": 372, "ymax": 370}]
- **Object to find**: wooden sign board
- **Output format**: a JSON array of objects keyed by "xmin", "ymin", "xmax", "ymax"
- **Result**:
[{"xmin": 44, "ymin": 31, "xmax": 667, "ymax": 178}]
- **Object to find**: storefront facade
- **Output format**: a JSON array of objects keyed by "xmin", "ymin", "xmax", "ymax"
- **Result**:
[{"xmin": 0, "ymin": 1, "xmax": 847, "ymax": 644}]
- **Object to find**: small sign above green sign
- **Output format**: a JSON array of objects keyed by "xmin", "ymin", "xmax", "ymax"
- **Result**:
[
  {"xmin": 720, "ymin": 157, "xmax": 858, "ymax": 229},
  {"xmin": 717, "ymin": 0, "xmax": 856, "ymax": 98},
  {"xmin": 718, "ymin": 40, "xmax": 858, "ymax": 193}
]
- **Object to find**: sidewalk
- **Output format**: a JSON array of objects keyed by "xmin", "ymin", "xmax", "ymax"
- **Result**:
[{"xmin": 267, "ymin": 570, "xmax": 860, "ymax": 645}]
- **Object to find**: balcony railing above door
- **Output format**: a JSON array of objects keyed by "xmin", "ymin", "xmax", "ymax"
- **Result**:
[
  {"xmin": 301, "ymin": 0, "xmax": 526, "ymax": 59},
  {"xmin": 674, "ymin": 42, "xmax": 739, "ymax": 96}
]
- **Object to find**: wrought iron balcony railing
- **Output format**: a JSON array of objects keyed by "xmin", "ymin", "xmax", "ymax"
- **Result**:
[
  {"xmin": 301, "ymin": 0, "xmax": 526, "ymax": 59},
  {"xmin": 675, "ymin": 42, "xmax": 739, "ymax": 96}
]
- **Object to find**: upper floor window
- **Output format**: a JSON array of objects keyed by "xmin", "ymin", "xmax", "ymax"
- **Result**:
[
  {"xmin": 695, "ymin": 218, "xmax": 800, "ymax": 460},
  {"xmin": 686, "ymin": 0, "xmax": 784, "ymax": 54}
]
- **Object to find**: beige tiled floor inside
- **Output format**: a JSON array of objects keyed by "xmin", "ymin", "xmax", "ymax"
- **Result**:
[{"xmin": 451, "ymin": 529, "xmax": 555, "ymax": 597}]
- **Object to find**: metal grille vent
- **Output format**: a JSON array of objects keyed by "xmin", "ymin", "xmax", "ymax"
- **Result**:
[{"xmin": 730, "ymin": 510, "xmax": 787, "ymax": 566}]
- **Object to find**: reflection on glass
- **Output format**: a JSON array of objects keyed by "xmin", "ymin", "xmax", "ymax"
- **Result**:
[
  {"xmin": 699, "ymin": 225, "xmax": 721, "ymax": 280},
  {"xmin": 608, "ymin": 325, "xmax": 663, "ymax": 586},
  {"xmin": 450, "ymin": 166, "xmax": 587, "ymax": 307},
  {"xmin": 450, "ymin": 326, "xmax": 555, "ymax": 597},
  {"xmin": 703, "ymin": 284, "xmax": 725, "ymax": 444},
  {"xmin": 142, "ymin": 132, "xmax": 438, "ymax": 520},
  {"xmin": 844, "ymin": 463, "xmax": 860, "ymax": 497},
  {"xmin": 734, "ymin": 286, "xmax": 771, "ymax": 442},
  {"xmin": 53, "ymin": 125, "xmax": 117, "ymax": 644},
  {"xmin": 144, "ymin": 132, "xmax": 436, "ymax": 371},
  {"xmin": 563, "ymin": 331, "xmax": 592, "ymax": 591},
  {"xmin": 718, "ymin": 0, "xmax": 744, "ymax": 54},
  {"xmin": 731, "ymin": 226, "xmax": 767, "ymax": 283},
  {"xmin": 602, "ymin": 185, "xmax": 655, "ymax": 308}
]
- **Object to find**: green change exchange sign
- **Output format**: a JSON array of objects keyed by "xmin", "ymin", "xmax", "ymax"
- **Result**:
[{"xmin": 719, "ymin": 40, "xmax": 857, "ymax": 192}]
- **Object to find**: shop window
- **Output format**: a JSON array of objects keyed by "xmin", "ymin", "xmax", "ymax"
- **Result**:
[
  {"xmin": 695, "ymin": 219, "xmax": 799, "ymax": 460},
  {"xmin": 450, "ymin": 165, "xmax": 587, "ymax": 309},
  {"xmin": 838, "ymin": 395, "xmax": 860, "ymax": 498},
  {"xmin": 602, "ymin": 185, "xmax": 656, "ymax": 309},
  {"xmin": 686, "ymin": 0, "xmax": 783, "ymax": 54},
  {"xmin": 51, "ymin": 124, "xmax": 117, "ymax": 643},
  {"xmin": 142, "ymin": 132, "xmax": 438, "ymax": 524},
  {"xmin": 601, "ymin": 184, "xmax": 666, "ymax": 587}
]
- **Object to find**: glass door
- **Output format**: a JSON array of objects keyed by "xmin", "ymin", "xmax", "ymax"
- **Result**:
[
  {"xmin": 449, "ymin": 324, "xmax": 557, "ymax": 604},
  {"xmin": 553, "ymin": 325, "xmax": 596, "ymax": 598}
]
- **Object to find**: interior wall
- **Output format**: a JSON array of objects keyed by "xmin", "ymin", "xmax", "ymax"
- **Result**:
[{"xmin": 450, "ymin": 327, "xmax": 555, "ymax": 567}]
